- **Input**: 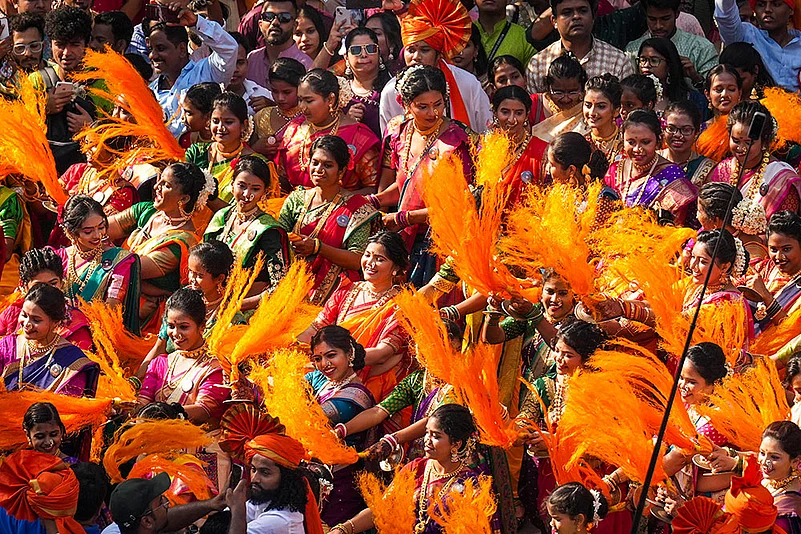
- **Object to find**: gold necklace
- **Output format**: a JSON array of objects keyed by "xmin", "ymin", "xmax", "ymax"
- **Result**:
[
  {"xmin": 549, "ymin": 376, "xmax": 569, "ymax": 424},
  {"xmin": 414, "ymin": 460, "xmax": 464, "ymax": 534},
  {"xmin": 767, "ymin": 473, "xmax": 799, "ymax": 492},
  {"xmin": 160, "ymin": 344, "xmax": 211, "ymax": 396},
  {"xmin": 163, "ymin": 211, "xmax": 191, "ymax": 226},
  {"xmin": 361, "ymin": 281, "xmax": 393, "ymax": 300},
  {"xmin": 276, "ymin": 106, "xmax": 301, "ymax": 122},
  {"xmin": 299, "ymin": 114, "xmax": 341, "ymax": 172},
  {"xmin": 732, "ymin": 151, "xmax": 770, "ymax": 201},
  {"xmin": 67, "ymin": 245, "xmax": 104, "ymax": 298},
  {"xmin": 589, "ymin": 127, "xmax": 620, "ymax": 161},
  {"xmin": 215, "ymin": 141, "xmax": 245, "ymax": 160},
  {"xmin": 402, "ymin": 119, "xmax": 443, "ymax": 177},
  {"xmin": 26, "ymin": 334, "xmax": 59, "ymax": 356},
  {"xmin": 619, "ymin": 157, "xmax": 660, "ymax": 207}
]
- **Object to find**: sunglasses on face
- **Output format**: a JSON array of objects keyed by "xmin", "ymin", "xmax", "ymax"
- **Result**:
[
  {"xmin": 260, "ymin": 11, "xmax": 293, "ymax": 23},
  {"xmin": 12, "ymin": 41, "xmax": 44, "ymax": 55},
  {"xmin": 348, "ymin": 44, "xmax": 379, "ymax": 56}
]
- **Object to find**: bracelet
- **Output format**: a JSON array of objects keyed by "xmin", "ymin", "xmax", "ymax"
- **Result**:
[
  {"xmin": 333, "ymin": 523, "xmax": 353, "ymax": 534},
  {"xmin": 366, "ymin": 194, "xmax": 381, "ymax": 209},
  {"xmin": 313, "ymin": 238, "xmax": 321, "ymax": 254},
  {"xmin": 381, "ymin": 433, "xmax": 399, "ymax": 449},
  {"xmin": 441, "ymin": 305, "xmax": 461, "ymax": 322},
  {"xmin": 128, "ymin": 376, "xmax": 142, "ymax": 391},
  {"xmin": 322, "ymin": 41, "xmax": 336, "ymax": 56},
  {"xmin": 345, "ymin": 520, "xmax": 356, "ymax": 534},
  {"xmin": 394, "ymin": 210, "xmax": 410, "ymax": 229},
  {"xmin": 334, "ymin": 423, "xmax": 348, "ymax": 438},
  {"xmin": 523, "ymin": 303, "xmax": 545, "ymax": 324}
]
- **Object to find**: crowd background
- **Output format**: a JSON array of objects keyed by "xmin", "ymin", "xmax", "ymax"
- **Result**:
[{"xmin": 0, "ymin": 0, "xmax": 798, "ymax": 531}]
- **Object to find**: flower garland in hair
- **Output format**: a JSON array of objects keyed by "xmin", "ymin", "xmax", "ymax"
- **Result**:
[
  {"xmin": 196, "ymin": 170, "xmax": 216, "ymax": 212},
  {"xmin": 589, "ymin": 488, "xmax": 603, "ymax": 528},
  {"xmin": 394, "ymin": 64, "xmax": 427, "ymax": 103},
  {"xmin": 730, "ymin": 198, "xmax": 768, "ymax": 236},
  {"xmin": 241, "ymin": 115, "xmax": 255, "ymax": 142},
  {"xmin": 732, "ymin": 236, "xmax": 747, "ymax": 277},
  {"xmin": 646, "ymin": 74, "xmax": 663, "ymax": 102}
]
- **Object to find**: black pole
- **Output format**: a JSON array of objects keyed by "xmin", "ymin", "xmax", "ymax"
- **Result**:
[{"xmin": 629, "ymin": 111, "xmax": 768, "ymax": 531}]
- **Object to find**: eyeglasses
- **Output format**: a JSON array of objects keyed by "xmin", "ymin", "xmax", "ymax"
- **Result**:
[
  {"xmin": 548, "ymin": 89, "xmax": 583, "ymax": 99},
  {"xmin": 260, "ymin": 11, "xmax": 293, "ymax": 23},
  {"xmin": 142, "ymin": 495, "xmax": 170, "ymax": 519},
  {"xmin": 12, "ymin": 41, "xmax": 43, "ymax": 55},
  {"xmin": 637, "ymin": 56, "xmax": 665, "ymax": 67},
  {"xmin": 665, "ymin": 124, "xmax": 696, "ymax": 137},
  {"xmin": 348, "ymin": 44, "xmax": 379, "ymax": 56}
]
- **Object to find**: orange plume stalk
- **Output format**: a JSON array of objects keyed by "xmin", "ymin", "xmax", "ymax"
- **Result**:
[
  {"xmin": 127, "ymin": 453, "xmax": 215, "ymax": 503},
  {"xmin": 356, "ymin": 468, "xmax": 417, "ymax": 534},
  {"xmin": 72, "ymin": 47, "xmax": 185, "ymax": 176},
  {"xmin": 499, "ymin": 182, "xmax": 602, "ymax": 298},
  {"xmin": 226, "ymin": 262, "xmax": 319, "ymax": 382},
  {"xmin": 79, "ymin": 300, "xmax": 137, "ymax": 401},
  {"xmin": 428, "ymin": 477, "xmax": 497, "ymax": 534},
  {"xmin": 392, "ymin": 288, "xmax": 456, "ymax": 383},
  {"xmin": 249, "ymin": 349, "xmax": 359, "ymax": 465},
  {"xmin": 591, "ymin": 207, "xmax": 696, "ymax": 263},
  {"xmin": 0, "ymin": 75, "xmax": 66, "ymax": 204},
  {"xmin": 79, "ymin": 299, "xmax": 154, "ymax": 373},
  {"xmin": 103, "ymin": 419, "xmax": 211, "ymax": 483},
  {"xmin": 0, "ymin": 391, "xmax": 113, "ymax": 450},
  {"xmin": 694, "ymin": 357, "xmax": 790, "ymax": 451}
]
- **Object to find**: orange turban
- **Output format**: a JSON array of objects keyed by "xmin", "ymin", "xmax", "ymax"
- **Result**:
[
  {"xmin": 747, "ymin": 0, "xmax": 801, "ymax": 31},
  {"xmin": 0, "ymin": 450, "xmax": 84, "ymax": 534},
  {"xmin": 725, "ymin": 457, "xmax": 779, "ymax": 533},
  {"xmin": 671, "ymin": 496, "xmax": 739, "ymax": 534},
  {"xmin": 400, "ymin": 0, "xmax": 471, "ymax": 60}
]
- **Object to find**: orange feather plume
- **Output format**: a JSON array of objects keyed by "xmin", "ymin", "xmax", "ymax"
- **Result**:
[
  {"xmin": 749, "ymin": 304, "xmax": 801, "ymax": 356},
  {"xmin": 422, "ymin": 133, "xmax": 536, "ymax": 300},
  {"xmin": 0, "ymin": 75, "xmax": 66, "ymax": 204},
  {"xmin": 428, "ymin": 477, "xmax": 497, "ymax": 534},
  {"xmin": 694, "ymin": 357, "xmax": 791, "ymax": 451},
  {"xmin": 0, "ymin": 391, "xmax": 113, "ymax": 450},
  {"xmin": 450, "ymin": 343, "xmax": 518, "ymax": 448},
  {"xmin": 761, "ymin": 87, "xmax": 801, "ymax": 150},
  {"xmin": 79, "ymin": 299, "xmax": 155, "ymax": 373},
  {"xmin": 696, "ymin": 116, "xmax": 729, "ymax": 162},
  {"xmin": 102, "ymin": 419, "xmax": 211, "ymax": 483},
  {"xmin": 225, "ymin": 261, "xmax": 319, "ymax": 383},
  {"xmin": 249, "ymin": 349, "xmax": 359, "ymax": 465},
  {"xmin": 356, "ymin": 468, "xmax": 417, "ymax": 534},
  {"xmin": 127, "ymin": 453, "xmax": 216, "ymax": 503},
  {"xmin": 392, "ymin": 287, "xmax": 456, "ymax": 383},
  {"xmin": 78, "ymin": 300, "xmax": 136, "ymax": 401},
  {"xmin": 685, "ymin": 299, "xmax": 748, "ymax": 367},
  {"xmin": 499, "ymin": 182, "xmax": 602, "ymax": 299},
  {"xmin": 72, "ymin": 47, "xmax": 185, "ymax": 177}
]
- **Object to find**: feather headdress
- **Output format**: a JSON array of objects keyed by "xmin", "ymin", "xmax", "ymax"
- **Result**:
[
  {"xmin": 422, "ymin": 134, "xmax": 536, "ymax": 300},
  {"xmin": 248, "ymin": 349, "xmax": 359, "ymax": 465},
  {"xmin": 127, "ymin": 453, "xmax": 215, "ymax": 504},
  {"xmin": 79, "ymin": 299, "xmax": 154, "ymax": 374},
  {"xmin": 72, "ymin": 47, "xmax": 184, "ymax": 177},
  {"xmin": 356, "ymin": 468, "xmax": 417, "ymax": 534},
  {"xmin": 103, "ymin": 419, "xmax": 211, "ymax": 483},
  {"xmin": 694, "ymin": 357, "xmax": 790, "ymax": 451},
  {"xmin": 499, "ymin": 182, "xmax": 602, "ymax": 300},
  {"xmin": 428, "ymin": 477, "xmax": 497, "ymax": 534},
  {"xmin": 0, "ymin": 391, "xmax": 114, "ymax": 450},
  {"xmin": 0, "ymin": 75, "xmax": 66, "ymax": 204}
]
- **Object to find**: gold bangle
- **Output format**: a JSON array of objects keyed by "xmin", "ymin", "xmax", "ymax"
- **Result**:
[{"xmin": 322, "ymin": 42, "xmax": 335, "ymax": 56}]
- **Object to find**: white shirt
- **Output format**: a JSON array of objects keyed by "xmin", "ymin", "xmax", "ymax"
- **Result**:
[
  {"xmin": 241, "ymin": 79, "xmax": 273, "ymax": 117},
  {"xmin": 246, "ymin": 501, "xmax": 305, "ymax": 534},
  {"xmin": 379, "ymin": 63, "xmax": 492, "ymax": 136}
]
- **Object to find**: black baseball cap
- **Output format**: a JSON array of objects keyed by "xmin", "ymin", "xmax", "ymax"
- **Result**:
[{"xmin": 109, "ymin": 472, "xmax": 171, "ymax": 529}]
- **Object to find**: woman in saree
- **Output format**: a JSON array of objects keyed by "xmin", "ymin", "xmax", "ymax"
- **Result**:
[
  {"xmin": 342, "ymin": 27, "xmax": 390, "ymax": 139},
  {"xmin": 0, "ymin": 283, "xmax": 98, "ymax": 396},
  {"xmin": 136, "ymin": 287, "xmax": 231, "ymax": 488},
  {"xmin": 278, "ymin": 135, "xmax": 379, "ymax": 305},
  {"xmin": 305, "ymin": 325, "xmax": 375, "ymax": 527},
  {"xmin": 278, "ymin": 68, "xmax": 380, "ymax": 194},
  {"xmin": 697, "ymin": 182, "xmax": 767, "ymax": 262},
  {"xmin": 0, "ymin": 183, "xmax": 32, "ymax": 297},
  {"xmin": 369, "ymin": 65, "xmax": 476, "ymax": 287},
  {"xmin": 529, "ymin": 55, "xmax": 588, "ymax": 142},
  {"xmin": 204, "ymin": 155, "xmax": 290, "ymax": 297},
  {"xmin": 0, "ymin": 248, "xmax": 92, "ymax": 350},
  {"xmin": 758, "ymin": 421, "xmax": 801, "ymax": 532},
  {"xmin": 514, "ymin": 320, "xmax": 631, "ymax": 532},
  {"xmin": 108, "ymin": 162, "xmax": 209, "ymax": 333},
  {"xmin": 658, "ymin": 101, "xmax": 717, "ymax": 188},
  {"xmin": 490, "ymin": 85, "xmax": 549, "ymax": 203},
  {"xmin": 298, "ymin": 231, "xmax": 410, "ymax": 406},
  {"xmin": 744, "ymin": 211, "xmax": 801, "ymax": 337},
  {"xmin": 708, "ymin": 101, "xmax": 801, "ymax": 221},
  {"xmin": 603, "ymin": 109, "xmax": 697, "ymax": 226},
  {"xmin": 54, "ymin": 195, "xmax": 141, "ymax": 333},
  {"xmin": 185, "ymin": 92, "xmax": 266, "ymax": 206},
  {"xmin": 584, "ymin": 75, "xmax": 624, "ymax": 166},
  {"xmin": 331, "ymin": 404, "xmax": 503, "ymax": 534}
]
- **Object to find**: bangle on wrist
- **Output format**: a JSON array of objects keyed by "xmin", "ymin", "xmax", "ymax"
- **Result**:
[
  {"xmin": 313, "ymin": 238, "xmax": 321, "ymax": 254},
  {"xmin": 322, "ymin": 41, "xmax": 335, "ymax": 55},
  {"xmin": 334, "ymin": 423, "xmax": 348, "ymax": 438},
  {"xmin": 366, "ymin": 194, "xmax": 381, "ymax": 209},
  {"xmin": 394, "ymin": 210, "xmax": 409, "ymax": 229},
  {"xmin": 441, "ymin": 305, "xmax": 461, "ymax": 322},
  {"xmin": 381, "ymin": 433, "xmax": 398, "ymax": 449}
]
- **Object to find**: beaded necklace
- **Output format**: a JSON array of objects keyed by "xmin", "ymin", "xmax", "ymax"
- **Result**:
[
  {"xmin": 299, "ymin": 114, "xmax": 342, "ymax": 172},
  {"xmin": 619, "ymin": 157, "xmax": 660, "ymax": 207},
  {"xmin": 731, "ymin": 151, "xmax": 770, "ymax": 201},
  {"xmin": 767, "ymin": 473, "xmax": 799, "ymax": 493},
  {"xmin": 402, "ymin": 119, "xmax": 443, "ymax": 178},
  {"xmin": 414, "ymin": 460, "xmax": 464, "ymax": 534},
  {"xmin": 159, "ymin": 344, "xmax": 212, "ymax": 397},
  {"xmin": 66, "ymin": 245, "xmax": 104, "ymax": 299}
]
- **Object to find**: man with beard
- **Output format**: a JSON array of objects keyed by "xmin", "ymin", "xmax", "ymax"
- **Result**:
[
  {"xmin": 146, "ymin": 3, "xmax": 237, "ymax": 136},
  {"xmin": 715, "ymin": 0, "xmax": 801, "ymax": 92},
  {"xmin": 246, "ymin": 0, "xmax": 312, "ymax": 90},
  {"xmin": 526, "ymin": 0, "xmax": 633, "ymax": 93},
  {"xmin": 9, "ymin": 12, "xmax": 45, "ymax": 73}
]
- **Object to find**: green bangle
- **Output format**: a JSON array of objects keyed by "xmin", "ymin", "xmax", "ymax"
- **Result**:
[{"xmin": 524, "ymin": 303, "xmax": 545, "ymax": 324}]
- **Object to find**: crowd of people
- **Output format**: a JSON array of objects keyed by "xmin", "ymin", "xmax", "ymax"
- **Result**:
[{"xmin": 0, "ymin": 0, "xmax": 798, "ymax": 530}]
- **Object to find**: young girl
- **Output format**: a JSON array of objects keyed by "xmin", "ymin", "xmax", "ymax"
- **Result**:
[
  {"xmin": 530, "ymin": 55, "xmax": 587, "ymax": 138},
  {"xmin": 185, "ymin": 92, "xmax": 265, "ymax": 204},
  {"xmin": 23, "ymin": 402, "xmax": 78, "ymax": 463},
  {"xmin": 546, "ymin": 132, "xmax": 609, "ymax": 188},
  {"xmin": 603, "ymin": 109, "xmax": 697, "ymax": 225},
  {"xmin": 619, "ymin": 74, "xmax": 657, "ymax": 120},
  {"xmin": 584, "ymin": 75, "xmax": 624, "ymax": 164},
  {"xmin": 546, "ymin": 482, "xmax": 609, "ymax": 534},
  {"xmin": 704, "ymin": 64, "xmax": 742, "ymax": 123},
  {"xmin": 252, "ymin": 58, "xmax": 306, "ymax": 159},
  {"xmin": 658, "ymin": 100, "xmax": 716, "ymax": 187},
  {"xmin": 487, "ymin": 55, "xmax": 527, "ymax": 96},
  {"xmin": 179, "ymin": 82, "xmax": 223, "ymax": 149}
]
